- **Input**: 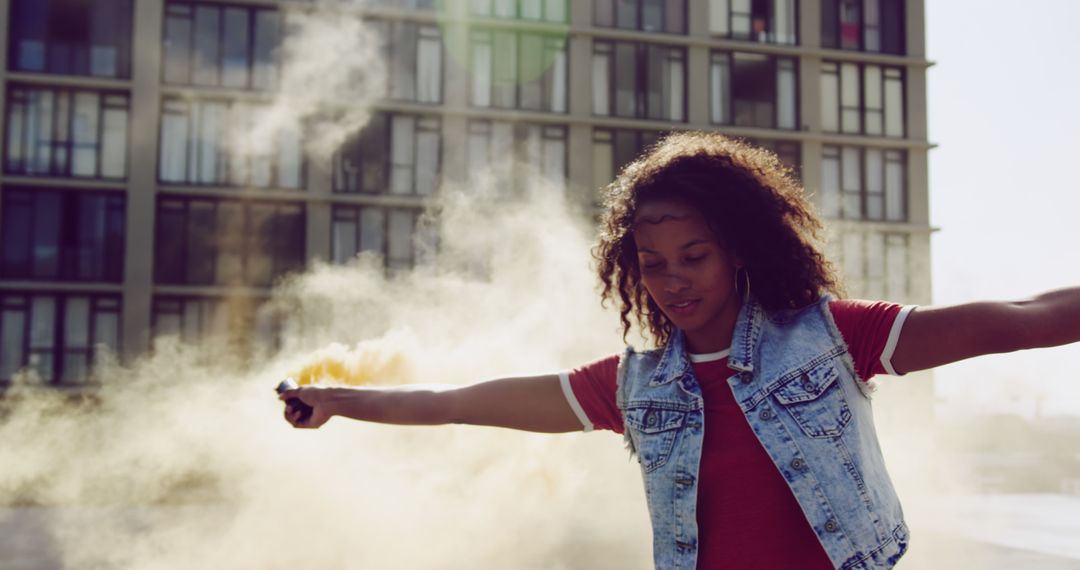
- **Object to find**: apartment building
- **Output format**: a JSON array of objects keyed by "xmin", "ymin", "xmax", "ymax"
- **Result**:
[{"xmin": 0, "ymin": 0, "xmax": 932, "ymax": 389}]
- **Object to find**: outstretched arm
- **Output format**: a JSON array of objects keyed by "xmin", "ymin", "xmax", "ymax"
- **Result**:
[
  {"xmin": 279, "ymin": 374, "xmax": 585, "ymax": 434},
  {"xmin": 890, "ymin": 286, "xmax": 1080, "ymax": 375}
]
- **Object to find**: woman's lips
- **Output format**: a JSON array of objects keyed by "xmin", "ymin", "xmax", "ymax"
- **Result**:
[{"xmin": 667, "ymin": 299, "xmax": 700, "ymax": 316}]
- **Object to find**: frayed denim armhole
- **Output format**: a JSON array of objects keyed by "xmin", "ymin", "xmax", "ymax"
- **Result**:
[
  {"xmin": 819, "ymin": 296, "xmax": 878, "ymax": 399},
  {"xmin": 615, "ymin": 348, "xmax": 637, "ymax": 458}
]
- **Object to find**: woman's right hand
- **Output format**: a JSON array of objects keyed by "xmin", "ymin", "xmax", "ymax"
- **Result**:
[{"xmin": 279, "ymin": 387, "xmax": 334, "ymax": 429}]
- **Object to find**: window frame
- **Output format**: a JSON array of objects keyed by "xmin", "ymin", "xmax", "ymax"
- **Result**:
[
  {"xmin": 466, "ymin": 119, "xmax": 568, "ymax": 197},
  {"xmin": 821, "ymin": 0, "xmax": 905, "ymax": 55},
  {"xmin": 594, "ymin": 0, "xmax": 688, "ymax": 35},
  {"xmin": 330, "ymin": 204, "xmax": 430, "ymax": 271},
  {"xmin": 468, "ymin": 28, "xmax": 568, "ymax": 113},
  {"xmin": 709, "ymin": 50, "xmax": 799, "ymax": 130},
  {"xmin": 708, "ymin": 0, "xmax": 799, "ymax": 45},
  {"xmin": 0, "ymin": 291, "xmax": 121, "ymax": 384},
  {"xmin": 156, "ymin": 96, "xmax": 306, "ymax": 190},
  {"xmin": 820, "ymin": 60, "xmax": 906, "ymax": 138},
  {"xmin": 471, "ymin": 0, "xmax": 569, "ymax": 22},
  {"xmin": 332, "ymin": 112, "xmax": 442, "ymax": 195},
  {"xmin": 592, "ymin": 40, "xmax": 687, "ymax": 122},
  {"xmin": 3, "ymin": 84, "xmax": 131, "ymax": 180},
  {"xmin": 7, "ymin": 0, "xmax": 135, "ymax": 79},
  {"xmin": 821, "ymin": 145, "xmax": 907, "ymax": 222},
  {"xmin": 154, "ymin": 195, "xmax": 306, "ymax": 286},
  {"xmin": 161, "ymin": 1, "xmax": 283, "ymax": 91}
]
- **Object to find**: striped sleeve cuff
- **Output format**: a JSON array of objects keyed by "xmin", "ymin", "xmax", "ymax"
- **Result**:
[
  {"xmin": 559, "ymin": 371, "xmax": 593, "ymax": 432},
  {"xmin": 880, "ymin": 305, "xmax": 917, "ymax": 376}
]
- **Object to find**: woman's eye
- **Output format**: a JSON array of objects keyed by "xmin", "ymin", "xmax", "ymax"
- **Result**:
[
  {"xmin": 642, "ymin": 261, "xmax": 663, "ymax": 271},
  {"xmin": 685, "ymin": 254, "xmax": 706, "ymax": 264}
]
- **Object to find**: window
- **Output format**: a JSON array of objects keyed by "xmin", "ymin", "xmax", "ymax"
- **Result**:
[
  {"xmin": 467, "ymin": 121, "xmax": 567, "ymax": 197},
  {"xmin": 369, "ymin": 20, "xmax": 443, "ymax": 104},
  {"xmin": 4, "ymin": 85, "xmax": 129, "ymax": 179},
  {"xmin": 594, "ymin": 0, "xmax": 686, "ymax": 34},
  {"xmin": 155, "ymin": 197, "xmax": 305, "ymax": 286},
  {"xmin": 839, "ymin": 231, "xmax": 907, "ymax": 300},
  {"xmin": 158, "ymin": 97, "xmax": 303, "ymax": 189},
  {"xmin": 710, "ymin": 51, "xmax": 797, "ymax": 129},
  {"xmin": 822, "ymin": 0, "xmax": 904, "ymax": 54},
  {"xmin": 163, "ymin": 2, "xmax": 281, "ymax": 90},
  {"xmin": 8, "ymin": 0, "xmax": 133, "ymax": 78},
  {"xmin": 0, "ymin": 293, "xmax": 120, "ymax": 383},
  {"xmin": 821, "ymin": 62, "xmax": 904, "ymax": 137},
  {"xmin": 821, "ymin": 146, "xmax": 905, "ymax": 221},
  {"xmin": 592, "ymin": 128, "xmax": 666, "ymax": 195},
  {"xmin": 1, "ymin": 189, "xmax": 125, "ymax": 282},
  {"xmin": 331, "ymin": 206, "xmax": 434, "ymax": 271},
  {"xmin": 471, "ymin": 0, "xmax": 567, "ymax": 22},
  {"xmin": 709, "ymin": 0, "xmax": 797, "ymax": 44},
  {"xmin": 470, "ymin": 30, "xmax": 567, "ymax": 113},
  {"xmin": 593, "ymin": 41, "xmax": 685, "ymax": 122},
  {"xmin": 333, "ymin": 113, "xmax": 440, "ymax": 195},
  {"xmin": 151, "ymin": 295, "xmax": 282, "ymax": 355}
]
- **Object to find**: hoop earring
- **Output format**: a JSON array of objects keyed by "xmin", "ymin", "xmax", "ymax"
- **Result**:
[{"xmin": 734, "ymin": 267, "xmax": 751, "ymax": 304}]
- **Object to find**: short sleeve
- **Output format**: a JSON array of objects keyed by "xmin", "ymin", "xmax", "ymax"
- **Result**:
[
  {"xmin": 829, "ymin": 299, "xmax": 917, "ymax": 380},
  {"xmin": 563, "ymin": 354, "xmax": 623, "ymax": 433}
]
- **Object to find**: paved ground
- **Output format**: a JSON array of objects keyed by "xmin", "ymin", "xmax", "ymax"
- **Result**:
[{"xmin": 2, "ymin": 501, "xmax": 1079, "ymax": 569}]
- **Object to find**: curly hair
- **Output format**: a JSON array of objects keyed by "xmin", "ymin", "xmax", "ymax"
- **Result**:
[{"xmin": 594, "ymin": 131, "xmax": 844, "ymax": 346}]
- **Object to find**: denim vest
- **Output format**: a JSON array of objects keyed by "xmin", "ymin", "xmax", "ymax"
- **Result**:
[{"xmin": 616, "ymin": 296, "xmax": 909, "ymax": 570}]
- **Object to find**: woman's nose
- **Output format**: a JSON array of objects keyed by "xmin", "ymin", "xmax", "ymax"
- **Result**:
[{"xmin": 663, "ymin": 273, "xmax": 690, "ymax": 293}]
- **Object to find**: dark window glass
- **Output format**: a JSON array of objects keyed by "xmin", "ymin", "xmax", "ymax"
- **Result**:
[
  {"xmin": 330, "ymin": 205, "xmax": 434, "ymax": 271},
  {"xmin": 594, "ymin": 41, "xmax": 685, "ymax": 122},
  {"xmin": 0, "ymin": 292, "xmax": 120, "ymax": 384},
  {"xmin": 163, "ymin": 2, "xmax": 281, "ymax": 90},
  {"xmin": 368, "ymin": 20, "xmax": 443, "ymax": 104},
  {"xmin": 821, "ymin": 0, "xmax": 904, "ymax": 54},
  {"xmin": 820, "ymin": 145, "xmax": 906, "ymax": 221},
  {"xmin": 154, "ymin": 197, "xmax": 306, "ymax": 286},
  {"xmin": 0, "ymin": 188, "xmax": 124, "ymax": 282},
  {"xmin": 596, "ymin": 0, "xmax": 685, "ymax": 33},
  {"xmin": 8, "ymin": 0, "xmax": 133, "ymax": 78},
  {"xmin": 333, "ymin": 113, "xmax": 441, "ymax": 195},
  {"xmin": 4, "ymin": 85, "xmax": 129, "ymax": 179},
  {"xmin": 710, "ymin": 0, "xmax": 797, "ymax": 44}
]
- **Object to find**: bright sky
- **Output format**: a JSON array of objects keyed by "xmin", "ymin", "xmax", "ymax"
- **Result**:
[{"xmin": 926, "ymin": 0, "xmax": 1080, "ymax": 417}]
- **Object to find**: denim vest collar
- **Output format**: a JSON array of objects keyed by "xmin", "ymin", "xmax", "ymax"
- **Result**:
[{"xmin": 650, "ymin": 297, "xmax": 762, "ymax": 385}]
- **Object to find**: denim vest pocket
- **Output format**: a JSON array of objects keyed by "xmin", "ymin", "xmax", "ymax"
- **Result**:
[
  {"xmin": 770, "ymin": 363, "xmax": 852, "ymax": 439},
  {"xmin": 624, "ymin": 405, "xmax": 687, "ymax": 473}
]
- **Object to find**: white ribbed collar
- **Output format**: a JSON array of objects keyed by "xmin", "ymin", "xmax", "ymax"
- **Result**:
[{"xmin": 688, "ymin": 348, "xmax": 731, "ymax": 363}]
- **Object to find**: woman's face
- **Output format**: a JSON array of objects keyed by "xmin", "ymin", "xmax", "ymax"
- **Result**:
[{"xmin": 633, "ymin": 198, "xmax": 743, "ymax": 353}]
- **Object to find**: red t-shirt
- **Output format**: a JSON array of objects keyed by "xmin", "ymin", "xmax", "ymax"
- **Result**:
[{"xmin": 562, "ymin": 300, "xmax": 914, "ymax": 569}]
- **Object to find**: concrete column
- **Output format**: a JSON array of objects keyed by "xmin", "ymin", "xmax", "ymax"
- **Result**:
[{"xmin": 122, "ymin": 0, "xmax": 164, "ymax": 359}]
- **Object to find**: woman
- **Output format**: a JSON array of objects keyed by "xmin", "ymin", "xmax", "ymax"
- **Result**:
[{"xmin": 280, "ymin": 132, "xmax": 1080, "ymax": 569}]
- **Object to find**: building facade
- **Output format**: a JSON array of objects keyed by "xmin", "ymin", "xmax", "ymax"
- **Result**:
[{"xmin": 0, "ymin": 0, "xmax": 932, "ymax": 388}]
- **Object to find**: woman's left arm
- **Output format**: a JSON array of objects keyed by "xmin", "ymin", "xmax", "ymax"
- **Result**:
[{"xmin": 890, "ymin": 286, "xmax": 1080, "ymax": 375}]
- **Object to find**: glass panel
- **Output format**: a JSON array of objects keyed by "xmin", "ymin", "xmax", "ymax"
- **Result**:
[
  {"xmin": 616, "ymin": 0, "xmax": 638, "ymax": 29},
  {"xmin": 222, "ymin": 8, "xmax": 252, "ymax": 88},
  {"xmin": 390, "ymin": 23, "xmax": 418, "ymax": 101},
  {"xmin": 359, "ymin": 208, "xmax": 386, "ymax": 253},
  {"xmin": 390, "ymin": 116, "xmax": 416, "ymax": 194},
  {"xmin": 30, "ymin": 296, "xmax": 55, "ymax": 381},
  {"xmin": 0, "ymin": 307, "xmax": 26, "ymax": 379},
  {"xmin": 821, "ymin": 149, "xmax": 841, "ymax": 218},
  {"xmin": 492, "ymin": 31, "xmax": 517, "ymax": 108},
  {"xmin": 842, "ymin": 231, "xmax": 863, "ymax": 288},
  {"xmin": 63, "ymin": 297, "xmax": 90, "ymax": 383},
  {"xmin": 885, "ymin": 151, "xmax": 905, "ymax": 221},
  {"xmin": 710, "ymin": 0, "xmax": 729, "ymax": 34},
  {"xmin": 156, "ymin": 200, "xmax": 186, "ymax": 283},
  {"xmin": 710, "ymin": 54, "xmax": 730, "ymax": 124},
  {"xmin": 840, "ymin": 63, "xmax": 860, "ymax": 133},
  {"xmin": 614, "ymin": 43, "xmax": 638, "ymax": 117},
  {"xmin": 775, "ymin": 0, "xmax": 796, "ymax": 44},
  {"xmin": 495, "ymin": 0, "xmax": 515, "ymax": 18},
  {"xmin": 30, "ymin": 90, "xmax": 55, "ymax": 175},
  {"xmin": 164, "ymin": 7, "xmax": 193, "ymax": 83},
  {"xmin": 471, "ymin": 36, "xmax": 493, "ymax": 107},
  {"xmin": 522, "ymin": 0, "xmax": 542, "ymax": 19},
  {"xmin": 467, "ymin": 122, "xmax": 490, "ymax": 186},
  {"xmin": 247, "ymin": 204, "xmax": 275, "ymax": 286},
  {"xmin": 643, "ymin": 0, "xmax": 664, "ymax": 32},
  {"xmin": 197, "ymin": 101, "xmax": 227, "ymax": 184},
  {"xmin": 75, "ymin": 195, "xmax": 106, "ymax": 280},
  {"xmin": 1, "ymin": 194, "xmax": 31, "ymax": 276},
  {"xmin": 865, "ymin": 149, "xmax": 884, "ymax": 219},
  {"xmin": 32, "ymin": 192, "xmax": 62, "ymax": 277},
  {"xmin": 415, "ymin": 123, "xmax": 439, "ymax": 196},
  {"xmin": 665, "ymin": 0, "xmax": 686, "ymax": 34},
  {"xmin": 416, "ymin": 27, "xmax": 442, "ymax": 104},
  {"xmin": 592, "ymin": 50, "xmax": 611, "ymax": 116},
  {"xmin": 884, "ymin": 71, "xmax": 904, "ymax": 137},
  {"xmin": 731, "ymin": 0, "xmax": 751, "ymax": 37},
  {"xmin": 101, "ymin": 105, "xmax": 128, "ymax": 179},
  {"xmin": 866, "ymin": 232, "xmax": 885, "ymax": 299},
  {"xmin": 777, "ymin": 58, "xmax": 796, "ymax": 129},
  {"xmin": 71, "ymin": 92, "xmax": 100, "ymax": 177},
  {"xmin": 545, "ymin": 0, "xmax": 567, "ymax": 22},
  {"xmin": 187, "ymin": 200, "xmax": 216, "ymax": 284},
  {"xmin": 252, "ymin": 11, "xmax": 280, "ymax": 90},
  {"xmin": 864, "ymin": 65, "xmax": 883, "ymax": 135},
  {"xmin": 841, "ymin": 147, "xmax": 861, "ymax": 218},
  {"xmin": 732, "ymin": 53, "xmax": 775, "ymax": 128},
  {"xmin": 332, "ymin": 218, "xmax": 358, "ymax": 264},
  {"xmin": 863, "ymin": 0, "xmax": 881, "ymax": 51},
  {"xmin": 592, "ymin": 136, "xmax": 614, "ymax": 198},
  {"xmin": 387, "ymin": 210, "xmax": 415, "ymax": 269},
  {"xmin": 193, "ymin": 6, "xmax": 222, "ymax": 86},
  {"xmin": 216, "ymin": 202, "xmax": 244, "ymax": 284},
  {"xmin": 666, "ymin": 51, "xmax": 685, "ymax": 121},
  {"xmin": 595, "ymin": 0, "xmax": 614, "ymax": 26},
  {"xmin": 160, "ymin": 100, "xmax": 189, "ymax": 182},
  {"xmin": 548, "ymin": 44, "xmax": 568, "ymax": 113},
  {"xmin": 541, "ymin": 134, "xmax": 566, "ymax": 194},
  {"xmin": 519, "ymin": 34, "xmax": 544, "ymax": 110},
  {"xmin": 277, "ymin": 121, "xmax": 302, "ymax": 189},
  {"xmin": 93, "ymin": 309, "xmax": 119, "ymax": 359},
  {"xmin": 885, "ymin": 235, "xmax": 907, "ymax": 301}
]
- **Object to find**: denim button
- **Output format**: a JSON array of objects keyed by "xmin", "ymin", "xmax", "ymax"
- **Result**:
[
  {"xmin": 646, "ymin": 412, "xmax": 658, "ymax": 427},
  {"xmin": 790, "ymin": 458, "xmax": 806, "ymax": 471},
  {"xmin": 825, "ymin": 519, "xmax": 840, "ymax": 533},
  {"xmin": 759, "ymin": 408, "xmax": 775, "ymax": 420}
]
